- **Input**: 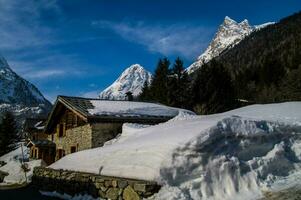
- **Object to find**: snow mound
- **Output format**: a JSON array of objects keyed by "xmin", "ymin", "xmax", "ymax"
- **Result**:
[
  {"xmin": 50, "ymin": 102, "xmax": 301, "ymax": 200},
  {"xmin": 0, "ymin": 144, "xmax": 44, "ymax": 186},
  {"xmin": 40, "ymin": 191, "xmax": 101, "ymax": 200}
]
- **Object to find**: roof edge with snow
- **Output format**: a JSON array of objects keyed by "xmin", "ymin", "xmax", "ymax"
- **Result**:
[{"xmin": 44, "ymin": 95, "xmax": 192, "ymax": 134}]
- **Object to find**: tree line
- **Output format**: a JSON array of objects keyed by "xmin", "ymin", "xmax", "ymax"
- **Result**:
[
  {"xmin": 0, "ymin": 112, "xmax": 19, "ymax": 156},
  {"xmin": 139, "ymin": 11, "xmax": 301, "ymax": 114},
  {"xmin": 138, "ymin": 57, "xmax": 238, "ymax": 114}
]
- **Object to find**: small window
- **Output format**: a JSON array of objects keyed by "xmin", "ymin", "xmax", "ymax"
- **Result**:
[
  {"xmin": 58, "ymin": 149, "xmax": 65, "ymax": 159},
  {"xmin": 59, "ymin": 124, "xmax": 64, "ymax": 137},
  {"xmin": 34, "ymin": 149, "xmax": 38, "ymax": 158},
  {"xmin": 70, "ymin": 146, "xmax": 76, "ymax": 153}
]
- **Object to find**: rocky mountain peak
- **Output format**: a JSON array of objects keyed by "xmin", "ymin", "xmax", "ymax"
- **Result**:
[
  {"xmin": 186, "ymin": 16, "xmax": 272, "ymax": 74},
  {"xmin": 99, "ymin": 64, "xmax": 152, "ymax": 100}
]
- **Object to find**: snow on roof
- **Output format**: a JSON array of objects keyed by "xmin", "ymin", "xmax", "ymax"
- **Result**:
[
  {"xmin": 88, "ymin": 100, "xmax": 194, "ymax": 118},
  {"xmin": 50, "ymin": 102, "xmax": 301, "ymax": 200}
]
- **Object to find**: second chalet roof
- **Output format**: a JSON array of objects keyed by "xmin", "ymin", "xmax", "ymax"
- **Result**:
[{"xmin": 58, "ymin": 95, "xmax": 194, "ymax": 119}]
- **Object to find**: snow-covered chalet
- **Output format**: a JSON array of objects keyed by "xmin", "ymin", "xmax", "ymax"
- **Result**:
[{"xmin": 37, "ymin": 95, "xmax": 191, "ymax": 164}]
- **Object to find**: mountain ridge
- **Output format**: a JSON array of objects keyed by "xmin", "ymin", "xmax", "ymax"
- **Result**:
[
  {"xmin": 186, "ymin": 16, "xmax": 274, "ymax": 73},
  {"xmin": 0, "ymin": 55, "xmax": 52, "ymax": 127}
]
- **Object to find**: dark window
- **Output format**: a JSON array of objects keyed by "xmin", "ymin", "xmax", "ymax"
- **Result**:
[
  {"xmin": 58, "ymin": 149, "xmax": 65, "ymax": 159},
  {"xmin": 70, "ymin": 146, "xmax": 76, "ymax": 153},
  {"xmin": 34, "ymin": 149, "xmax": 38, "ymax": 158},
  {"xmin": 59, "ymin": 124, "xmax": 64, "ymax": 137}
]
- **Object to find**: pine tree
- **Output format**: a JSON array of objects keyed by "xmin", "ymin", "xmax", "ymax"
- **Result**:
[
  {"xmin": 0, "ymin": 112, "xmax": 20, "ymax": 156},
  {"xmin": 148, "ymin": 58, "xmax": 170, "ymax": 104},
  {"xmin": 139, "ymin": 81, "xmax": 150, "ymax": 101},
  {"xmin": 192, "ymin": 60, "xmax": 237, "ymax": 114},
  {"xmin": 168, "ymin": 57, "xmax": 191, "ymax": 108},
  {"xmin": 125, "ymin": 91, "xmax": 134, "ymax": 101}
]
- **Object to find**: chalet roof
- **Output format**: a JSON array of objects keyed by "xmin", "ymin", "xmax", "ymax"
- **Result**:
[
  {"xmin": 44, "ymin": 95, "xmax": 194, "ymax": 133},
  {"xmin": 27, "ymin": 139, "xmax": 55, "ymax": 148}
]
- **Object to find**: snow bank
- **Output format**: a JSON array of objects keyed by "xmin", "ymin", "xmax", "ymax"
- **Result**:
[
  {"xmin": 0, "ymin": 144, "xmax": 44, "ymax": 186},
  {"xmin": 88, "ymin": 100, "xmax": 194, "ymax": 118},
  {"xmin": 40, "ymin": 191, "xmax": 102, "ymax": 200},
  {"xmin": 51, "ymin": 102, "xmax": 301, "ymax": 200}
]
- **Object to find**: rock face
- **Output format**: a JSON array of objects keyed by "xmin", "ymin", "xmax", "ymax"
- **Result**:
[
  {"xmin": 186, "ymin": 16, "xmax": 274, "ymax": 74},
  {"xmin": 0, "ymin": 55, "xmax": 52, "ymax": 126},
  {"xmin": 99, "ymin": 64, "xmax": 152, "ymax": 100},
  {"xmin": 0, "ymin": 56, "xmax": 51, "ymax": 108}
]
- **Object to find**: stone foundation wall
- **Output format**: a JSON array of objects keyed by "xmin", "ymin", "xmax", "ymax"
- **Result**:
[{"xmin": 32, "ymin": 167, "xmax": 161, "ymax": 200}]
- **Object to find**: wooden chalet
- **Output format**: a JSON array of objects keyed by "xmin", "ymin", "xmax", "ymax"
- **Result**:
[
  {"xmin": 38, "ymin": 95, "xmax": 188, "ymax": 164},
  {"xmin": 24, "ymin": 118, "xmax": 56, "ymax": 165}
]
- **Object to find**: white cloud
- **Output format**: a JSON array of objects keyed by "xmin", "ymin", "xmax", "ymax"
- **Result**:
[
  {"xmin": 92, "ymin": 20, "xmax": 214, "ymax": 59},
  {"xmin": 23, "ymin": 69, "xmax": 65, "ymax": 78},
  {"xmin": 8, "ymin": 53, "xmax": 86, "ymax": 79}
]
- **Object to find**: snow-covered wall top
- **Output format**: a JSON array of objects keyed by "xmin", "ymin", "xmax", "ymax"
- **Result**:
[
  {"xmin": 99, "ymin": 64, "xmax": 152, "ymax": 100},
  {"xmin": 186, "ymin": 16, "xmax": 274, "ymax": 74},
  {"xmin": 51, "ymin": 102, "xmax": 301, "ymax": 200},
  {"xmin": 88, "ymin": 100, "xmax": 194, "ymax": 118}
]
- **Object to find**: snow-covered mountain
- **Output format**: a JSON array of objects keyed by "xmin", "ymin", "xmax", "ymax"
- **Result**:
[
  {"xmin": 186, "ymin": 16, "xmax": 274, "ymax": 74},
  {"xmin": 0, "ymin": 55, "xmax": 52, "ymax": 126},
  {"xmin": 99, "ymin": 64, "xmax": 152, "ymax": 100}
]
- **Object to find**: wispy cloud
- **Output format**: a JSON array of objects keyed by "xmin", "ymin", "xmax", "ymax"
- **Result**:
[
  {"xmin": 92, "ymin": 20, "xmax": 214, "ymax": 59},
  {"xmin": 8, "ymin": 53, "xmax": 86, "ymax": 79},
  {"xmin": 0, "ymin": 0, "xmax": 60, "ymax": 51},
  {"xmin": 81, "ymin": 90, "xmax": 100, "ymax": 98}
]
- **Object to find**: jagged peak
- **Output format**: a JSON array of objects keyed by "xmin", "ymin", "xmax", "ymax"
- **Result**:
[
  {"xmin": 0, "ymin": 55, "xmax": 10, "ymax": 69},
  {"xmin": 223, "ymin": 16, "xmax": 237, "ymax": 25},
  {"xmin": 118, "ymin": 64, "xmax": 148, "ymax": 79},
  {"xmin": 124, "ymin": 63, "xmax": 144, "ymax": 72},
  {"xmin": 99, "ymin": 63, "xmax": 152, "ymax": 100},
  {"xmin": 239, "ymin": 19, "xmax": 250, "ymax": 26},
  {"xmin": 187, "ymin": 16, "xmax": 271, "ymax": 74}
]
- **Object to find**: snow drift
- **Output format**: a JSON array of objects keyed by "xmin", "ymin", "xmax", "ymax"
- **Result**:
[
  {"xmin": 50, "ymin": 102, "xmax": 301, "ymax": 200},
  {"xmin": 0, "ymin": 144, "xmax": 44, "ymax": 186}
]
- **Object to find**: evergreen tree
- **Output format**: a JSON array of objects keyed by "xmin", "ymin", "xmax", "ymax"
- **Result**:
[
  {"xmin": 280, "ymin": 65, "xmax": 301, "ymax": 101},
  {"xmin": 0, "ymin": 112, "xmax": 20, "ymax": 156},
  {"xmin": 168, "ymin": 57, "xmax": 191, "ymax": 108},
  {"xmin": 148, "ymin": 58, "xmax": 170, "ymax": 104},
  {"xmin": 125, "ymin": 91, "xmax": 134, "ymax": 101},
  {"xmin": 192, "ymin": 60, "xmax": 237, "ymax": 114},
  {"xmin": 139, "ymin": 81, "xmax": 150, "ymax": 101}
]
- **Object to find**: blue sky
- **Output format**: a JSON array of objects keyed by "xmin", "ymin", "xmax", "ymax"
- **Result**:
[{"xmin": 0, "ymin": 0, "xmax": 300, "ymax": 102}]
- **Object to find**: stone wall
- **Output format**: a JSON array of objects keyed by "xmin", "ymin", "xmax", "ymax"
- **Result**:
[
  {"xmin": 91, "ymin": 123, "xmax": 123, "ymax": 148},
  {"xmin": 53, "ymin": 124, "xmax": 92, "ymax": 158},
  {"xmin": 32, "ymin": 167, "xmax": 161, "ymax": 200}
]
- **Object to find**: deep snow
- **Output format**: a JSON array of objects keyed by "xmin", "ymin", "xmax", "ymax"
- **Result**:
[
  {"xmin": 0, "ymin": 144, "xmax": 44, "ymax": 186},
  {"xmin": 50, "ymin": 102, "xmax": 301, "ymax": 200}
]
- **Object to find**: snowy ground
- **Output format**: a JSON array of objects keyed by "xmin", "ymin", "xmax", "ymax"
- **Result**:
[
  {"xmin": 50, "ymin": 102, "xmax": 301, "ymax": 200},
  {"xmin": 0, "ymin": 144, "xmax": 44, "ymax": 186}
]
